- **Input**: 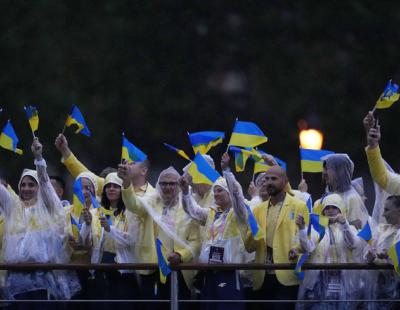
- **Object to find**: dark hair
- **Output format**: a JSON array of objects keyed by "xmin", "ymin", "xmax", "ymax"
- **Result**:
[
  {"xmin": 99, "ymin": 167, "xmax": 117, "ymax": 179},
  {"xmin": 386, "ymin": 196, "xmax": 400, "ymax": 208},
  {"xmin": 50, "ymin": 175, "xmax": 65, "ymax": 190},
  {"xmin": 101, "ymin": 183, "xmax": 125, "ymax": 216}
]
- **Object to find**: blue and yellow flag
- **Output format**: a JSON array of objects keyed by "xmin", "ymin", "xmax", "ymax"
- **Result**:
[
  {"xmin": 229, "ymin": 146, "xmax": 253, "ymax": 172},
  {"xmin": 376, "ymin": 80, "xmax": 400, "ymax": 109},
  {"xmin": 245, "ymin": 204, "xmax": 263, "ymax": 240},
  {"xmin": 294, "ymin": 253, "xmax": 309, "ymax": 280},
  {"xmin": 357, "ymin": 221, "xmax": 372, "ymax": 244},
  {"xmin": 90, "ymin": 193, "xmax": 100, "ymax": 209},
  {"xmin": 0, "ymin": 120, "xmax": 23, "ymax": 155},
  {"xmin": 24, "ymin": 106, "xmax": 39, "ymax": 133},
  {"xmin": 310, "ymin": 213, "xmax": 329, "ymax": 241},
  {"xmin": 121, "ymin": 135, "xmax": 147, "ymax": 163},
  {"xmin": 71, "ymin": 178, "xmax": 86, "ymax": 220},
  {"xmin": 70, "ymin": 214, "xmax": 82, "ymax": 240},
  {"xmin": 300, "ymin": 148, "xmax": 334, "ymax": 173},
  {"xmin": 188, "ymin": 131, "xmax": 225, "ymax": 154},
  {"xmin": 228, "ymin": 120, "xmax": 268, "ymax": 148},
  {"xmin": 156, "ymin": 238, "xmax": 171, "ymax": 284},
  {"xmin": 389, "ymin": 241, "xmax": 400, "ymax": 275},
  {"xmin": 65, "ymin": 105, "xmax": 91, "ymax": 137},
  {"xmin": 187, "ymin": 152, "xmax": 221, "ymax": 185},
  {"xmin": 164, "ymin": 143, "xmax": 191, "ymax": 161}
]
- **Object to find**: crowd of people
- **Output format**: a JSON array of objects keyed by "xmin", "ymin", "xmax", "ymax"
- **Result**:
[{"xmin": 0, "ymin": 111, "xmax": 399, "ymax": 310}]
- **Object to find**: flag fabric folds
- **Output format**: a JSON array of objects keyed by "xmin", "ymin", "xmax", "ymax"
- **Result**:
[
  {"xmin": 294, "ymin": 253, "xmax": 309, "ymax": 280},
  {"xmin": 187, "ymin": 152, "xmax": 221, "ymax": 185},
  {"xmin": 245, "ymin": 204, "xmax": 263, "ymax": 240},
  {"xmin": 70, "ymin": 214, "xmax": 82, "ymax": 240},
  {"xmin": 357, "ymin": 221, "xmax": 372, "ymax": 244},
  {"xmin": 155, "ymin": 238, "xmax": 171, "ymax": 284},
  {"xmin": 121, "ymin": 135, "xmax": 147, "ymax": 163},
  {"xmin": 71, "ymin": 178, "xmax": 86, "ymax": 220},
  {"xmin": 376, "ymin": 80, "xmax": 400, "ymax": 109},
  {"xmin": 300, "ymin": 148, "xmax": 335, "ymax": 173},
  {"xmin": 0, "ymin": 120, "xmax": 23, "ymax": 155},
  {"xmin": 65, "ymin": 105, "xmax": 91, "ymax": 137},
  {"xmin": 24, "ymin": 106, "xmax": 39, "ymax": 133},
  {"xmin": 164, "ymin": 143, "xmax": 191, "ymax": 161},
  {"xmin": 228, "ymin": 120, "xmax": 268, "ymax": 148},
  {"xmin": 229, "ymin": 146, "xmax": 253, "ymax": 172},
  {"xmin": 310, "ymin": 213, "xmax": 329, "ymax": 241},
  {"xmin": 188, "ymin": 131, "xmax": 225, "ymax": 154},
  {"xmin": 389, "ymin": 241, "xmax": 400, "ymax": 275}
]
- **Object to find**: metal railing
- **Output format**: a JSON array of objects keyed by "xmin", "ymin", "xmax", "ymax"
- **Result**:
[{"xmin": 0, "ymin": 262, "xmax": 397, "ymax": 309}]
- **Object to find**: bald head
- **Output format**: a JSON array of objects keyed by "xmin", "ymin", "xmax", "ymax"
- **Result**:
[
  {"xmin": 266, "ymin": 165, "xmax": 288, "ymax": 181},
  {"xmin": 264, "ymin": 165, "xmax": 288, "ymax": 197}
]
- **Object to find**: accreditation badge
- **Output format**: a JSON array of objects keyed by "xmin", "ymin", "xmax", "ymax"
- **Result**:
[{"xmin": 208, "ymin": 246, "xmax": 224, "ymax": 264}]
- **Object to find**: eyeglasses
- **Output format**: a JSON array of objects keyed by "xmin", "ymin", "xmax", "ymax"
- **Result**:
[{"xmin": 159, "ymin": 182, "xmax": 178, "ymax": 187}]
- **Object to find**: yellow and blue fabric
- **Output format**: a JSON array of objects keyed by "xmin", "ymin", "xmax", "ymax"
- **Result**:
[
  {"xmin": 188, "ymin": 131, "xmax": 224, "ymax": 154},
  {"xmin": 24, "ymin": 106, "xmax": 39, "ymax": 133},
  {"xmin": 70, "ymin": 214, "xmax": 82, "ymax": 239},
  {"xmin": 256, "ymin": 149, "xmax": 287, "ymax": 170},
  {"xmin": 244, "ymin": 204, "xmax": 263, "ymax": 240},
  {"xmin": 187, "ymin": 152, "xmax": 221, "ymax": 185},
  {"xmin": 300, "ymin": 148, "xmax": 334, "ymax": 173},
  {"xmin": 228, "ymin": 120, "xmax": 268, "ymax": 148},
  {"xmin": 0, "ymin": 120, "xmax": 23, "ymax": 155},
  {"xmin": 357, "ymin": 221, "xmax": 372, "ymax": 244},
  {"xmin": 90, "ymin": 193, "xmax": 100, "ymax": 209},
  {"xmin": 155, "ymin": 238, "xmax": 172, "ymax": 284},
  {"xmin": 376, "ymin": 79, "xmax": 400, "ymax": 109},
  {"xmin": 306, "ymin": 197, "xmax": 313, "ymax": 237},
  {"xmin": 65, "ymin": 105, "xmax": 91, "ymax": 137},
  {"xmin": 310, "ymin": 213, "xmax": 329, "ymax": 241},
  {"xmin": 71, "ymin": 178, "xmax": 86, "ymax": 220},
  {"xmin": 163, "ymin": 143, "xmax": 191, "ymax": 161},
  {"xmin": 229, "ymin": 146, "xmax": 252, "ymax": 172},
  {"xmin": 294, "ymin": 253, "xmax": 309, "ymax": 280},
  {"xmin": 121, "ymin": 135, "xmax": 147, "ymax": 163}
]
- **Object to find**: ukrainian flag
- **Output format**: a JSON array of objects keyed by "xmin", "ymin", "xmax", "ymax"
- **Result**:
[
  {"xmin": 70, "ymin": 214, "xmax": 82, "ymax": 240},
  {"xmin": 294, "ymin": 253, "xmax": 309, "ymax": 280},
  {"xmin": 300, "ymin": 148, "xmax": 334, "ymax": 173},
  {"xmin": 229, "ymin": 146, "xmax": 252, "ymax": 172},
  {"xmin": 376, "ymin": 80, "xmax": 400, "ymax": 109},
  {"xmin": 164, "ymin": 143, "xmax": 191, "ymax": 161},
  {"xmin": 65, "ymin": 105, "xmax": 91, "ymax": 137},
  {"xmin": 245, "ymin": 204, "xmax": 263, "ymax": 240},
  {"xmin": 71, "ymin": 178, "xmax": 86, "ymax": 220},
  {"xmin": 357, "ymin": 221, "xmax": 372, "ymax": 244},
  {"xmin": 121, "ymin": 135, "xmax": 147, "ymax": 163},
  {"xmin": 24, "ymin": 106, "xmax": 39, "ymax": 133},
  {"xmin": 310, "ymin": 213, "xmax": 329, "ymax": 241},
  {"xmin": 0, "ymin": 120, "xmax": 23, "ymax": 155},
  {"xmin": 156, "ymin": 238, "xmax": 171, "ymax": 284},
  {"xmin": 256, "ymin": 149, "xmax": 287, "ymax": 170},
  {"xmin": 389, "ymin": 241, "xmax": 400, "ymax": 274},
  {"xmin": 228, "ymin": 120, "xmax": 268, "ymax": 148},
  {"xmin": 188, "ymin": 131, "xmax": 225, "ymax": 154},
  {"xmin": 187, "ymin": 152, "xmax": 221, "ymax": 185}
]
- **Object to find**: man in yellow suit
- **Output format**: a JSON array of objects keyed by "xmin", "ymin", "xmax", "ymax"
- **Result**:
[{"xmin": 243, "ymin": 165, "xmax": 308, "ymax": 310}]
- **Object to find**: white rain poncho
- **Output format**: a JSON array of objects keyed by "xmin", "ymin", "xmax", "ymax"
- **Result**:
[
  {"xmin": 0, "ymin": 166, "xmax": 80, "ymax": 299},
  {"xmin": 296, "ymin": 194, "xmax": 359, "ymax": 310},
  {"xmin": 322, "ymin": 154, "xmax": 370, "ymax": 226}
]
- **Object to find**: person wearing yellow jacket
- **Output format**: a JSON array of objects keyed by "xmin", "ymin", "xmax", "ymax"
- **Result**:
[
  {"xmin": 118, "ymin": 163, "xmax": 200, "ymax": 309},
  {"xmin": 241, "ymin": 165, "xmax": 308, "ymax": 310}
]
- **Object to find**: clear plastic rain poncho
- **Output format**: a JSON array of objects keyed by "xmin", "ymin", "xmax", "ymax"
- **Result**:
[
  {"xmin": 296, "ymin": 193, "xmax": 359, "ymax": 310},
  {"xmin": 322, "ymin": 154, "xmax": 369, "ymax": 226},
  {"xmin": 0, "ymin": 167, "xmax": 80, "ymax": 299}
]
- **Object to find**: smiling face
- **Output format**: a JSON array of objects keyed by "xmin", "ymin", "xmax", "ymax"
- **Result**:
[
  {"xmin": 105, "ymin": 183, "xmax": 121, "ymax": 203},
  {"xmin": 213, "ymin": 186, "xmax": 230, "ymax": 209},
  {"xmin": 20, "ymin": 176, "xmax": 38, "ymax": 201}
]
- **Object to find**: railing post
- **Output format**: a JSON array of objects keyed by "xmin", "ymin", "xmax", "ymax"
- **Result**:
[{"xmin": 170, "ymin": 270, "xmax": 179, "ymax": 310}]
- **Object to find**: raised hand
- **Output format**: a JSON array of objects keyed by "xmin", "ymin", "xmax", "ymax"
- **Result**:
[
  {"xmin": 261, "ymin": 154, "xmax": 277, "ymax": 166},
  {"xmin": 295, "ymin": 214, "xmax": 305, "ymax": 230},
  {"xmin": 54, "ymin": 134, "xmax": 71, "ymax": 158},
  {"xmin": 248, "ymin": 181, "xmax": 258, "ymax": 198},
  {"xmin": 221, "ymin": 152, "xmax": 230, "ymax": 171},
  {"xmin": 363, "ymin": 111, "xmax": 376, "ymax": 134},
  {"xmin": 178, "ymin": 176, "xmax": 189, "ymax": 195},
  {"xmin": 31, "ymin": 137, "xmax": 43, "ymax": 160},
  {"xmin": 367, "ymin": 121, "xmax": 381, "ymax": 149},
  {"xmin": 100, "ymin": 216, "xmax": 111, "ymax": 232},
  {"xmin": 118, "ymin": 163, "xmax": 131, "ymax": 188},
  {"xmin": 298, "ymin": 179, "xmax": 308, "ymax": 193},
  {"xmin": 82, "ymin": 208, "xmax": 92, "ymax": 225}
]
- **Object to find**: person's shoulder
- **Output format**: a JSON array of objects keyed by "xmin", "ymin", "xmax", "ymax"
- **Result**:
[
  {"xmin": 253, "ymin": 201, "xmax": 268, "ymax": 214},
  {"xmin": 285, "ymin": 193, "xmax": 306, "ymax": 208}
]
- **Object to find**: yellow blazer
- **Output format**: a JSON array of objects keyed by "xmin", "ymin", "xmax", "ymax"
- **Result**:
[{"xmin": 244, "ymin": 193, "xmax": 308, "ymax": 289}]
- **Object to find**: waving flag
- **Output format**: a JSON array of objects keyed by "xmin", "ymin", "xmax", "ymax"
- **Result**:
[
  {"xmin": 187, "ymin": 152, "xmax": 221, "ymax": 185},
  {"xmin": 229, "ymin": 146, "xmax": 253, "ymax": 172},
  {"xmin": 0, "ymin": 120, "xmax": 23, "ymax": 155},
  {"xmin": 376, "ymin": 80, "xmax": 400, "ymax": 109},
  {"xmin": 188, "ymin": 131, "xmax": 225, "ymax": 154},
  {"xmin": 300, "ymin": 148, "xmax": 335, "ymax": 173},
  {"xmin": 65, "ymin": 105, "xmax": 91, "ymax": 137},
  {"xmin": 121, "ymin": 134, "xmax": 147, "ymax": 163},
  {"xmin": 357, "ymin": 221, "xmax": 372, "ymax": 244},
  {"xmin": 156, "ymin": 238, "xmax": 171, "ymax": 284},
  {"xmin": 228, "ymin": 120, "xmax": 268, "ymax": 148},
  {"xmin": 24, "ymin": 106, "xmax": 39, "ymax": 133},
  {"xmin": 389, "ymin": 241, "xmax": 400, "ymax": 275},
  {"xmin": 71, "ymin": 178, "xmax": 86, "ymax": 220},
  {"xmin": 245, "ymin": 204, "xmax": 263, "ymax": 240},
  {"xmin": 164, "ymin": 143, "xmax": 191, "ymax": 161},
  {"xmin": 310, "ymin": 214, "xmax": 329, "ymax": 241},
  {"xmin": 294, "ymin": 253, "xmax": 309, "ymax": 280}
]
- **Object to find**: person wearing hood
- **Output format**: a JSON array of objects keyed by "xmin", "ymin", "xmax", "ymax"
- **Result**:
[
  {"xmin": 79, "ymin": 172, "xmax": 139, "ymax": 308},
  {"xmin": 179, "ymin": 154, "xmax": 247, "ymax": 310},
  {"xmin": 118, "ymin": 163, "xmax": 200, "ymax": 309},
  {"xmin": 313, "ymin": 154, "xmax": 369, "ymax": 230},
  {"xmin": 0, "ymin": 138, "xmax": 79, "ymax": 305},
  {"xmin": 295, "ymin": 193, "xmax": 359, "ymax": 310}
]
